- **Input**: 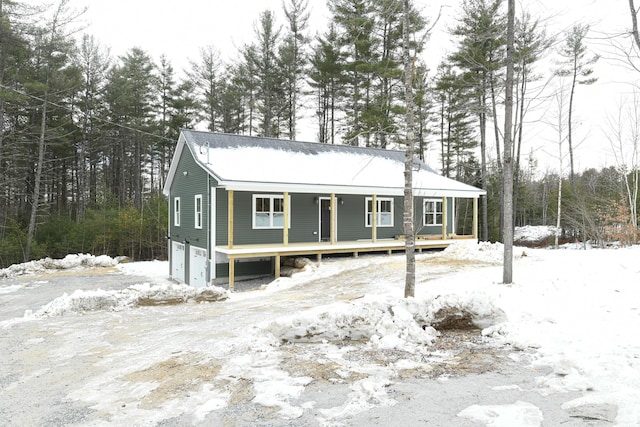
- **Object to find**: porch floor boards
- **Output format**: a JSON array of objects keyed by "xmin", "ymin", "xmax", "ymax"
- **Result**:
[{"xmin": 216, "ymin": 235, "xmax": 476, "ymax": 259}]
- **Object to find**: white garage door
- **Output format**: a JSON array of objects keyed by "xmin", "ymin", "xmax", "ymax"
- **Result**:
[
  {"xmin": 171, "ymin": 242, "xmax": 185, "ymax": 283},
  {"xmin": 190, "ymin": 246, "xmax": 208, "ymax": 288}
]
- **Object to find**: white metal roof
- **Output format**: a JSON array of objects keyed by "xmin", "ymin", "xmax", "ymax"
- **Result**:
[{"xmin": 163, "ymin": 130, "xmax": 486, "ymax": 198}]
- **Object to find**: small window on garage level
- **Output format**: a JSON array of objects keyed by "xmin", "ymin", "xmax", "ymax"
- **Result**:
[
  {"xmin": 174, "ymin": 197, "xmax": 181, "ymax": 227},
  {"xmin": 194, "ymin": 194, "xmax": 202, "ymax": 229}
]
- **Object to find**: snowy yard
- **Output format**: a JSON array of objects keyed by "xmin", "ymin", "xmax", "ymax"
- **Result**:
[{"xmin": 1, "ymin": 237, "xmax": 639, "ymax": 426}]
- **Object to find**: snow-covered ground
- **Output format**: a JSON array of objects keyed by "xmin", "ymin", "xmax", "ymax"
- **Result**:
[{"xmin": 1, "ymin": 231, "xmax": 639, "ymax": 426}]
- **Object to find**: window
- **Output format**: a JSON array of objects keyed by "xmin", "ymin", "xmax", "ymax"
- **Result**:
[
  {"xmin": 174, "ymin": 197, "xmax": 181, "ymax": 227},
  {"xmin": 365, "ymin": 197, "xmax": 394, "ymax": 227},
  {"xmin": 194, "ymin": 195, "xmax": 202, "ymax": 229},
  {"xmin": 253, "ymin": 195, "xmax": 290, "ymax": 229},
  {"xmin": 424, "ymin": 199, "xmax": 443, "ymax": 226}
]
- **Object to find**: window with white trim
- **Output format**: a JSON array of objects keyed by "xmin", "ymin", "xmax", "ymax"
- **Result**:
[
  {"xmin": 365, "ymin": 197, "xmax": 394, "ymax": 227},
  {"xmin": 424, "ymin": 198, "xmax": 443, "ymax": 226},
  {"xmin": 194, "ymin": 194, "xmax": 202, "ymax": 229},
  {"xmin": 253, "ymin": 194, "xmax": 290, "ymax": 229},
  {"xmin": 174, "ymin": 197, "xmax": 181, "ymax": 227}
]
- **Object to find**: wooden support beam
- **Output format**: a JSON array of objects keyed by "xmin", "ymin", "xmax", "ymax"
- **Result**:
[
  {"xmin": 228, "ymin": 190, "xmax": 234, "ymax": 249},
  {"xmin": 442, "ymin": 196, "xmax": 448, "ymax": 240},
  {"xmin": 283, "ymin": 192, "xmax": 289, "ymax": 246},
  {"xmin": 228, "ymin": 258, "xmax": 235, "ymax": 291},
  {"xmin": 330, "ymin": 193, "xmax": 336, "ymax": 244},
  {"xmin": 372, "ymin": 194, "xmax": 377, "ymax": 243},
  {"xmin": 275, "ymin": 254, "xmax": 281, "ymax": 278},
  {"xmin": 473, "ymin": 197, "xmax": 479, "ymax": 240}
]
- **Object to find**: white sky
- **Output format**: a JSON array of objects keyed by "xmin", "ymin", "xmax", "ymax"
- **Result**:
[{"xmin": 27, "ymin": 0, "xmax": 640, "ymax": 173}]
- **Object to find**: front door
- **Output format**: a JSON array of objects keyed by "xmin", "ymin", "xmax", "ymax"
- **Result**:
[{"xmin": 320, "ymin": 198, "xmax": 331, "ymax": 242}]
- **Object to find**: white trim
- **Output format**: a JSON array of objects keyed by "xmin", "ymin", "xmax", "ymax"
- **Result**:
[
  {"xmin": 174, "ymin": 197, "xmax": 181, "ymax": 227},
  {"xmin": 221, "ymin": 180, "xmax": 485, "ymax": 198},
  {"xmin": 210, "ymin": 187, "xmax": 216, "ymax": 280},
  {"xmin": 194, "ymin": 194, "xmax": 203, "ymax": 229},
  {"xmin": 423, "ymin": 198, "xmax": 444, "ymax": 226},
  {"xmin": 252, "ymin": 194, "xmax": 291, "ymax": 229},
  {"xmin": 365, "ymin": 197, "xmax": 394, "ymax": 228}
]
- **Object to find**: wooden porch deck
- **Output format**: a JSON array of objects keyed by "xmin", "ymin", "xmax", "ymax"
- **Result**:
[{"xmin": 216, "ymin": 235, "xmax": 477, "ymax": 289}]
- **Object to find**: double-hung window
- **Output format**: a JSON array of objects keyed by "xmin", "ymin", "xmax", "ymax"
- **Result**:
[
  {"xmin": 365, "ymin": 197, "xmax": 394, "ymax": 227},
  {"xmin": 424, "ymin": 198, "xmax": 443, "ymax": 226},
  {"xmin": 174, "ymin": 197, "xmax": 181, "ymax": 227},
  {"xmin": 253, "ymin": 194, "xmax": 290, "ymax": 229},
  {"xmin": 194, "ymin": 194, "xmax": 202, "ymax": 229}
]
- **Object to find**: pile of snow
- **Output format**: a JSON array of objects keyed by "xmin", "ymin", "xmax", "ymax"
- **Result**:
[
  {"xmin": 0, "ymin": 254, "xmax": 118, "ymax": 279},
  {"xmin": 442, "ymin": 240, "xmax": 505, "ymax": 264},
  {"xmin": 514, "ymin": 225, "xmax": 558, "ymax": 243},
  {"xmin": 29, "ymin": 283, "xmax": 228, "ymax": 318},
  {"xmin": 264, "ymin": 292, "xmax": 507, "ymax": 352}
]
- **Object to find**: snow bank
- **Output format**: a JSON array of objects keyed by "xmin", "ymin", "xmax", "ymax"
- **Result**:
[
  {"xmin": 0, "ymin": 254, "xmax": 118, "ymax": 279},
  {"xmin": 264, "ymin": 292, "xmax": 506, "ymax": 352},
  {"xmin": 442, "ymin": 240, "xmax": 505, "ymax": 264},
  {"xmin": 30, "ymin": 283, "xmax": 228, "ymax": 318},
  {"xmin": 514, "ymin": 225, "xmax": 558, "ymax": 242}
]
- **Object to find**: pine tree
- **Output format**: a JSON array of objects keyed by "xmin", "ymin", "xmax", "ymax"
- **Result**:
[
  {"xmin": 309, "ymin": 26, "xmax": 345, "ymax": 144},
  {"xmin": 281, "ymin": 0, "xmax": 309, "ymax": 140},
  {"xmin": 187, "ymin": 45, "xmax": 223, "ymax": 132},
  {"xmin": 243, "ymin": 10, "xmax": 283, "ymax": 137},
  {"xmin": 450, "ymin": 0, "xmax": 506, "ymax": 242},
  {"xmin": 555, "ymin": 24, "xmax": 598, "ymax": 185}
]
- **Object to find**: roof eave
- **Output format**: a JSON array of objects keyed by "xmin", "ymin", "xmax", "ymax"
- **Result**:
[{"xmin": 218, "ymin": 180, "xmax": 484, "ymax": 198}]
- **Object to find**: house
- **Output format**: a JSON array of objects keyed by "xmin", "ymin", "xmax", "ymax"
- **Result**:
[{"xmin": 162, "ymin": 130, "xmax": 485, "ymax": 289}]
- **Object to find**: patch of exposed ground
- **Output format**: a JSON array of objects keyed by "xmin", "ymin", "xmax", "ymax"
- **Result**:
[
  {"xmin": 123, "ymin": 353, "xmax": 222, "ymax": 409},
  {"xmin": 33, "ymin": 267, "xmax": 120, "ymax": 278},
  {"xmin": 275, "ymin": 327, "xmax": 506, "ymax": 391}
]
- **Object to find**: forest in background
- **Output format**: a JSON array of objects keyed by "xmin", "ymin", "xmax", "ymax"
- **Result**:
[{"xmin": 0, "ymin": 0, "xmax": 639, "ymax": 268}]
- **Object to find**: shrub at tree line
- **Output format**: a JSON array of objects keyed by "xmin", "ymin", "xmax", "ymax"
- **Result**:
[{"xmin": 0, "ymin": 196, "xmax": 168, "ymax": 269}]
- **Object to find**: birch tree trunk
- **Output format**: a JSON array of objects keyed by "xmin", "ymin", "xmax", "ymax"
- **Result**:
[{"xmin": 402, "ymin": 0, "xmax": 415, "ymax": 298}]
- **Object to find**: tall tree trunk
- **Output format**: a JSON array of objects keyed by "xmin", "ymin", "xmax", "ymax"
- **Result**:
[
  {"xmin": 403, "ymin": 0, "xmax": 415, "ymax": 298},
  {"xmin": 502, "ymin": 0, "xmax": 515, "ymax": 284},
  {"xmin": 26, "ymin": 87, "xmax": 48, "ymax": 261},
  {"xmin": 567, "ymin": 61, "xmax": 577, "ymax": 185},
  {"xmin": 479, "ymin": 92, "xmax": 489, "ymax": 241}
]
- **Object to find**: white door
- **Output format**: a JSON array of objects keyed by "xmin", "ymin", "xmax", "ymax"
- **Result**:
[
  {"xmin": 190, "ymin": 246, "xmax": 208, "ymax": 288},
  {"xmin": 171, "ymin": 241, "xmax": 185, "ymax": 282}
]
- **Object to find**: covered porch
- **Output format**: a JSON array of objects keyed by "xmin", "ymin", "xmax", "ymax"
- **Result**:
[
  {"xmin": 219, "ymin": 191, "xmax": 479, "ymax": 290},
  {"xmin": 216, "ymin": 235, "xmax": 477, "ymax": 290}
]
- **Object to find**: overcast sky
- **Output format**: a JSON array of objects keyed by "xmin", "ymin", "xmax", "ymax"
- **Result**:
[{"xmin": 26, "ymin": 0, "xmax": 640, "ymax": 172}]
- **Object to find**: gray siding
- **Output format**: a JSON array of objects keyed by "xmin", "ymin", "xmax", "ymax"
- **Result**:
[
  {"xmin": 168, "ymin": 144, "xmax": 213, "ymax": 283},
  {"xmin": 169, "ymin": 144, "xmax": 209, "ymax": 246},
  {"xmin": 213, "ymin": 192, "xmax": 461, "ymax": 246}
]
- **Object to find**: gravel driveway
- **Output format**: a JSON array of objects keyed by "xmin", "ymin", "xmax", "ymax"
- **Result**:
[{"xmin": 0, "ymin": 258, "xmax": 612, "ymax": 426}]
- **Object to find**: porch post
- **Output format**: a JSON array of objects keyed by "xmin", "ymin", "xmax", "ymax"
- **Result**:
[
  {"xmin": 372, "ymin": 194, "xmax": 377, "ymax": 243},
  {"xmin": 473, "ymin": 197, "xmax": 479, "ymax": 240},
  {"xmin": 330, "ymin": 193, "xmax": 336, "ymax": 244},
  {"xmin": 228, "ymin": 190, "xmax": 234, "ymax": 249},
  {"xmin": 229, "ymin": 257, "xmax": 235, "ymax": 291},
  {"xmin": 442, "ymin": 196, "xmax": 448, "ymax": 240},
  {"xmin": 283, "ymin": 192, "xmax": 289, "ymax": 246},
  {"xmin": 275, "ymin": 254, "xmax": 281, "ymax": 278}
]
